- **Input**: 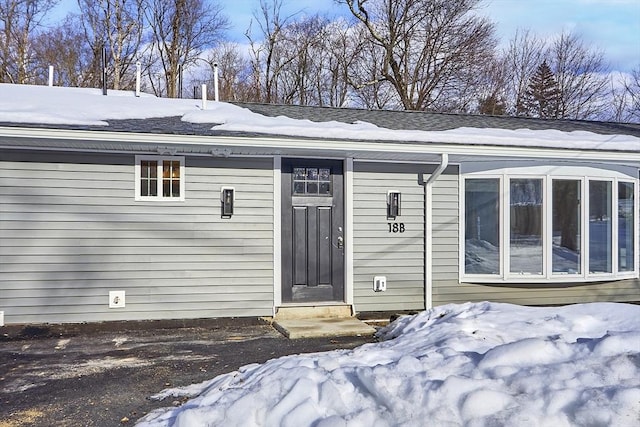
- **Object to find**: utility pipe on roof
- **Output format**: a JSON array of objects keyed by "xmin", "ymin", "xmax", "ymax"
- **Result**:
[
  {"xmin": 213, "ymin": 63, "xmax": 219, "ymax": 102},
  {"xmin": 425, "ymin": 153, "xmax": 449, "ymax": 310}
]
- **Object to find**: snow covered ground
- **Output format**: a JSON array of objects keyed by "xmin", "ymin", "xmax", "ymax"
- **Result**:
[
  {"xmin": 1, "ymin": 83, "xmax": 640, "ymax": 151},
  {"xmin": 136, "ymin": 302, "xmax": 640, "ymax": 427}
]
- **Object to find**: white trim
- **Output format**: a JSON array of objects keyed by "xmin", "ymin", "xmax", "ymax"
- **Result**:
[
  {"xmin": 345, "ymin": 158, "xmax": 354, "ymax": 309},
  {"xmin": 3, "ymin": 126, "xmax": 640, "ymax": 164},
  {"xmin": 273, "ymin": 156, "xmax": 282, "ymax": 315},
  {"xmin": 505, "ymin": 175, "xmax": 547, "ymax": 279},
  {"xmin": 134, "ymin": 155, "xmax": 185, "ymax": 202}
]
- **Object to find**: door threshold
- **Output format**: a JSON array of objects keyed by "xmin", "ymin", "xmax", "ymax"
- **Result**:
[
  {"xmin": 275, "ymin": 304, "xmax": 354, "ymax": 320},
  {"xmin": 278, "ymin": 301, "xmax": 349, "ymax": 307}
]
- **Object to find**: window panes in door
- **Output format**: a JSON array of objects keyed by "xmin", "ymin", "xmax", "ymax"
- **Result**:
[
  {"xmin": 465, "ymin": 179, "xmax": 500, "ymax": 274},
  {"xmin": 618, "ymin": 182, "xmax": 634, "ymax": 272},
  {"xmin": 589, "ymin": 181, "xmax": 612, "ymax": 273},
  {"xmin": 552, "ymin": 180, "xmax": 581, "ymax": 274},
  {"xmin": 510, "ymin": 179, "xmax": 543, "ymax": 275},
  {"xmin": 293, "ymin": 167, "xmax": 331, "ymax": 195}
]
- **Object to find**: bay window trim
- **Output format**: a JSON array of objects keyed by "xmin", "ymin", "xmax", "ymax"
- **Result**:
[{"xmin": 461, "ymin": 168, "xmax": 638, "ymax": 284}]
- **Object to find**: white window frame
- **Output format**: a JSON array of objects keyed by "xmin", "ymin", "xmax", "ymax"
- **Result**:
[
  {"xmin": 548, "ymin": 177, "xmax": 584, "ymax": 279},
  {"xmin": 135, "ymin": 155, "xmax": 185, "ymax": 201},
  {"xmin": 460, "ymin": 166, "xmax": 639, "ymax": 284}
]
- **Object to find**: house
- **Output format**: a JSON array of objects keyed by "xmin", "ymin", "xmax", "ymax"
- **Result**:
[{"xmin": 0, "ymin": 84, "xmax": 639, "ymax": 326}]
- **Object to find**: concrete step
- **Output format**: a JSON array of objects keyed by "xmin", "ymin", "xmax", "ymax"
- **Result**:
[
  {"xmin": 274, "ymin": 304, "xmax": 353, "ymax": 320},
  {"xmin": 273, "ymin": 317, "xmax": 377, "ymax": 339}
]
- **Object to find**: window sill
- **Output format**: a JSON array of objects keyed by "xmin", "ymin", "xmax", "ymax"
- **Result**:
[{"xmin": 460, "ymin": 273, "xmax": 639, "ymax": 287}]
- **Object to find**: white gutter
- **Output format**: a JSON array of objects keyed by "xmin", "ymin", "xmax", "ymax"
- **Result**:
[{"xmin": 425, "ymin": 153, "xmax": 449, "ymax": 310}]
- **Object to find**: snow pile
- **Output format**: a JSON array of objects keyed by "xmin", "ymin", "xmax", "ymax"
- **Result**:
[
  {"xmin": 136, "ymin": 302, "xmax": 640, "ymax": 427},
  {"xmin": 1, "ymin": 83, "xmax": 640, "ymax": 151}
]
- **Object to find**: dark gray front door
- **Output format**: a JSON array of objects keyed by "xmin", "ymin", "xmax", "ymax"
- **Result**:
[{"xmin": 281, "ymin": 159, "xmax": 344, "ymax": 303}]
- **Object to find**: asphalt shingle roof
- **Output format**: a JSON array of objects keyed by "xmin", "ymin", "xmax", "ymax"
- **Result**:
[
  {"xmin": 2, "ymin": 102, "xmax": 640, "ymax": 139},
  {"xmin": 233, "ymin": 102, "xmax": 640, "ymax": 137}
]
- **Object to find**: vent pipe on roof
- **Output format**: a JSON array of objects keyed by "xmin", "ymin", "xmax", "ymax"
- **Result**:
[
  {"xmin": 213, "ymin": 63, "xmax": 219, "ymax": 102},
  {"xmin": 201, "ymin": 84, "xmax": 207, "ymax": 109},
  {"xmin": 48, "ymin": 66, "xmax": 53, "ymax": 87},
  {"xmin": 135, "ymin": 62, "xmax": 141, "ymax": 97},
  {"xmin": 101, "ymin": 46, "xmax": 107, "ymax": 96}
]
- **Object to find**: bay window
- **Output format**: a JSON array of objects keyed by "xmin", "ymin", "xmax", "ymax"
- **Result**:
[{"xmin": 463, "ymin": 170, "xmax": 637, "ymax": 282}]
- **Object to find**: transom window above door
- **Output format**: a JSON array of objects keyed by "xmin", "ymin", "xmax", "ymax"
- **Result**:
[{"xmin": 293, "ymin": 167, "xmax": 331, "ymax": 195}]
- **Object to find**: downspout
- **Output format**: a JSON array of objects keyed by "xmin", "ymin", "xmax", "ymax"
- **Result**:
[{"xmin": 425, "ymin": 153, "xmax": 449, "ymax": 310}]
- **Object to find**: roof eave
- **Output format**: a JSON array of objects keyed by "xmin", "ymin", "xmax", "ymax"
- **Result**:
[{"xmin": 1, "ymin": 126, "xmax": 639, "ymax": 165}]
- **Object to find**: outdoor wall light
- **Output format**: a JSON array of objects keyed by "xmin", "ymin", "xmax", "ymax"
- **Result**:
[
  {"xmin": 221, "ymin": 187, "xmax": 235, "ymax": 217},
  {"xmin": 387, "ymin": 190, "xmax": 401, "ymax": 219}
]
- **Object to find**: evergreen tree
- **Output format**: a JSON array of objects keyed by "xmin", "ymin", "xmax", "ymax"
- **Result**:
[{"xmin": 519, "ymin": 61, "xmax": 561, "ymax": 118}]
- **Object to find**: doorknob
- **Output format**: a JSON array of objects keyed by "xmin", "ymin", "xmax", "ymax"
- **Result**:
[{"xmin": 337, "ymin": 236, "xmax": 344, "ymax": 249}]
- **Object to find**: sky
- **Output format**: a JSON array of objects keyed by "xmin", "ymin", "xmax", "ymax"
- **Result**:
[
  {"xmin": 51, "ymin": 0, "xmax": 639, "ymax": 73},
  {"xmin": 135, "ymin": 301, "xmax": 640, "ymax": 426}
]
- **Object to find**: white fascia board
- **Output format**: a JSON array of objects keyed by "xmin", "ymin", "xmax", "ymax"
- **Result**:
[{"xmin": 1, "ymin": 126, "xmax": 640, "ymax": 164}]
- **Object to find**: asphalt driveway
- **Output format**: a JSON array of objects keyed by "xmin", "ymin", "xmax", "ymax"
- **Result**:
[{"xmin": 0, "ymin": 319, "xmax": 376, "ymax": 427}]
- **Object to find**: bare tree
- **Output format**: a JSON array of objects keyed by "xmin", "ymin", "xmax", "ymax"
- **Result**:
[
  {"xmin": 625, "ymin": 66, "xmax": 640, "ymax": 122},
  {"xmin": 245, "ymin": 0, "xmax": 295, "ymax": 103},
  {"xmin": 0, "ymin": 0, "xmax": 58, "ymax": 83},
  {"xmin": 247, "ymin": 0, "xmax": 362, "ymax": 107},
  {"xmin": 343, "ymin": 0, "xmax": 496, "ymax": 111},
  {"xmin": 315, "ymin": 18, "xmax": 354, "ymax": 107},
  {"xmin": 549, "ymin": 31, "xmax": 610, "ymax": 120},
  {"xmin": 275, "ymin": 14, "xmax": 331, "ymax": 105},
  {"xmin": 610, "ymin": 66, "xmax": 640, "ymax": 123},
  {"xmin": 346, "ymin": 24, "xmax": 396, "ymax": 109},
  {"xmin": 502, "ymin": 29, "xmax": 546, "ymax": 116},
  {"xmin": 189, "ymin": 42, "xmax": 254, "ymax": 102},
  {"xmin": 501, "ymin": 29, "xmax": 611, "ymax": 120},
  {"xmin": 78, "ymin": 0, "xmax": 145, "ymax": 90},
  {"xmin": 476, "ymin": 56, "xmax": 508, "ymax": 115},
  {"xmin": 31, "ymin": 13, "xmax": 93, "ymax": 86},
  {"xmin": 145, "ymin": 0, "xmax": 229, "ymax": 98}
]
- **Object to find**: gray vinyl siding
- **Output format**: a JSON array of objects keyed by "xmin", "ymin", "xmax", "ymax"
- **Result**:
[
  {"xmin": 352, "ymin": 162, "xmax": 431, "ymax": 312},
  {"xmin": 434, "ymin": 279, "xmax": 640, "ymax": 306},
  {"xmin": 431, "ymin": 170, "xmax": 460, "ymax": 294},
  {"xmin": 0, "ymin": 149, "xmax": 274, "ymax": 324}
]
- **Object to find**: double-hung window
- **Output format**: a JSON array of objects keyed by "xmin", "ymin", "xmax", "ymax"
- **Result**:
[
  {"xmin": 135, "ymin": 156, "xmax": 185, "ymax": 201},
  {"xmin": 462, "ymin": 166, "xmax": 638, "ymax": 283}
]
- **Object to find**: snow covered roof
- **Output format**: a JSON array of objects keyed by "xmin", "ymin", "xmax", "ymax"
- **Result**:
[{"xmin": 1, "ymin": 84, "xmax": 639, "ymax": 163}]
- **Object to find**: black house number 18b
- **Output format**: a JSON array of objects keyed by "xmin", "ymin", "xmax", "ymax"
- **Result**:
[{"xmin": 388, "ymin": 223, "xmax": 406, "ymax": 233}]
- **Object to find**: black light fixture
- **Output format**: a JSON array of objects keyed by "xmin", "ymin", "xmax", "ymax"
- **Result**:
[
  {"xmin": 387, "ymin": 190, "xmax": 401, "ymax": 219},
  {"xmin": 221, "ymin": 187, "xmax": 234, "ymax": 217}
]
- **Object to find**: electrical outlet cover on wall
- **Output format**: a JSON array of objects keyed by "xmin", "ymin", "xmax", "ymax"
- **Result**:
[
  {"xmin": 109, "ymin": 291, "xmax": 126, "ymax": 308},
  {"xmin": 373, "ymin": 276, "xmax": 387, "ymax": 292}
]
